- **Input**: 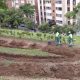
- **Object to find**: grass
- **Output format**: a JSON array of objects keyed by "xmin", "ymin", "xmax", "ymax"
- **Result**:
[
  {"xmin": 0, "ymin": 59, "xmax": 15, "ymax": 67},
  {"xmin": 73, "ymin": 36, "xmax": 80, "ymax": 44},
  {"xmin": 0, "ymin": 28, "xmax": 54, "ymax": 41},
  {"xmin": 0, "ymin": 77, "xmax": 6, "ymax": 80},
  {"xmin": 0, "ymin": 46, "xmax": 49, "ymax": 57},
  {"xmin": 0, "ymin": 28, "xmax": 80, "ymax": 44}
]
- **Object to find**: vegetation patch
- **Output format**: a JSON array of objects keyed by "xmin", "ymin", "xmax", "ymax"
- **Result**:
[
  {"xmin": 0, "ymin": 46, "xmax": 49, "ymax": 57},
  {"xmin": 0, "ymin": 28, "xmax": 80, "ymax": 44}
]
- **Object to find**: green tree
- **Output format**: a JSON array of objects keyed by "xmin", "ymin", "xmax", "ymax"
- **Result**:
[
  {"xmin": 23, "ymin": 17, "xmax": 35, "ymax": 30},
  {"xmin": 65, "ymin": 3, "xmax": 80, "ymax": 19},
  {"xmin": 20, "ymin": 4, "xmax": 35, "ymax": 17},
  {"xmin": 2, "ymin": 9, "xmax": 24, "ymax": 28},
  {"xmin": 0, "ymin": 8, "xmax": 34, "ymax": 29},
  {"xmin": 65, "ymin": 11, "xmax": 76, "ymax": 19},
  {"xmin": 0, "ymin": 0, "xmax": 7, "ymax": 9},
  {"xmin": 65, "ymin": 3, "xmax": 80, "ymax": 31}
]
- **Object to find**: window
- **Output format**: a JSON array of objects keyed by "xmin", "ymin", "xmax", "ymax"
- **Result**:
[
  {"xmin": 56, "ymin": 14, "xmax": 62, "ymax": 17},
  {"xmin": 67, "ymin": 7, "xmax": 70, "ymax": 11},
  {"xmin": 45, "ymin": 0, "xmax": 51, "ymax": 3},
  {"xmin": 41, "ymin": 12, "xmax": 42, "ymax": 15},
  {"xmin": 46, "ymin": 13, "xmax": 52, "ymax": 16},
  {"xmin": 56, "ymin": 0, "xmax": 62, "ymax": 4},
  {"xmin": 46, "ymin": 7, "xmax": 51, "ymax": 9},
  {"xmin": 73, "ymin": 0, "xmax": 76, "ymax": 5},
  {"xmin": 56, "ymin": 7, "xmax": 62, "ymax": 10},
  {"xmin": 40, "ymin": 0, "xmax": 41, "ymax": 4},
  {"xmin": 67, "ymin": 0, "xmax": 70, "ymax": 5},
  {"xmin": 68, "ymin": 21, "xmax": 70, "ymax": 25},
  {"xmin": 56, "ymin": 20, "xmax": 62, "ymax": 24}
]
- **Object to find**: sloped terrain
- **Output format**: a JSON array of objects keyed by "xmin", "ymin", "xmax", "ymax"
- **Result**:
[{"xmin": 0, "ymin": 37, "xmax": 80, "ymax": 80}]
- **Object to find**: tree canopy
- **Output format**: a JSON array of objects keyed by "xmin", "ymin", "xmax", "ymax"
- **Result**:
[
  {"xmin": 65, "ymin": 3, "xmax": 80, "ymax": 19},
  {"xmin": 0, "ymin": 0, "xmax": 7, "ymax": 10},
  {"xmin": 20, "ymin": 4, "xmax": 35, "ymax": 17}
]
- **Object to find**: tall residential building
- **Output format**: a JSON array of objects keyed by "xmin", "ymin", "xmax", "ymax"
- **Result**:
[
  {"xmin": 37, "ymin": 0, "xmax": 55, "ymax": 24},
  {"xmin": 6, "ymin": 0, "xmax": 55, "ymax": 25},
  {"xmin": 6, "ymin": 0, "xmax": 80, "ymax": 26},
  {"xmin": 55, "ymin": 0, "xmax": 80, "ymax": 26}
]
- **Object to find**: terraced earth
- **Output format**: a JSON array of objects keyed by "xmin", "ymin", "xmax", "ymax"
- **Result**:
[{"xmin": 0, "ymin": 37, "xmax": 80, "ymax": 80}]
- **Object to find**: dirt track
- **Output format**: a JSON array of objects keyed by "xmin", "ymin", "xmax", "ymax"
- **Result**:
[{"xmin": 0, "ymin": 37, "xmax": 80, "ymax": 80}]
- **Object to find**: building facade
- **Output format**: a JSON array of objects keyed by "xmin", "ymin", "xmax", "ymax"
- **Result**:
[
  {"xmin": 6, "ymin": 0, "xmax": 55, "ymax": 25},
  {"xmin": 6, "ymin": 0, "xmax": 80, "ymax": 26},
  {"xmin": 37, "ymin": 0, "xmax": 55, "ymax": 24},
  {"xmin": 55, "ymin": 0, "xmax": 80, "ymax": 26}
]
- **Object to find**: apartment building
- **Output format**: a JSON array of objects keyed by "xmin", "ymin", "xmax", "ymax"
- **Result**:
[
  {"xmin": 37, "ymin": 0, "xmax": 55, "ymax": 24},
  {"xmin": 6, "ymin": 0, "xmax": 37, "ymax": 23},
  {"xmin": 6, "ymin": 0, "xmax": 55, "ymax": 25},
  {"xmin": 7, "ymin": 0, "xmax": 80, "ymax": 26},
  {"xmin": 55, "ymin": 0, "xmax": 80, "ymax": 26}
]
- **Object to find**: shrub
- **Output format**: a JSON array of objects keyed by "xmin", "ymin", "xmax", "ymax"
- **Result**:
[{"xmin": 39, "ymin": 23, "xmax": 52, "ymax": 33}]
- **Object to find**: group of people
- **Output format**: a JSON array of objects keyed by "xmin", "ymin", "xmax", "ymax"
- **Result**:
[{"xmin": 55, "ymin": 31, "xmax": 73, "ymax": 47}]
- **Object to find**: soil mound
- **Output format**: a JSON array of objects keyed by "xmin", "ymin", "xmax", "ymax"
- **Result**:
[
  {"xmin": 9, "ymin": 40, "xmax": 27, "ymax": 48},
  {"xmin": 42, "ymin": 45, "xmax": 75, "ymax": 57},
  {"xmin": 29, "ymin": 43, "xmax": 42, "ymax": 49},
  {"xmin": 0, "ymin": 39, "xmax": 7, "ymax": 46}
]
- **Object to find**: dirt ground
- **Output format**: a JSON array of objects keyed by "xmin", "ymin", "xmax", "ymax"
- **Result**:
[{"xmin": 0, "ymin": 37, "xmax": 80, "ymax": 80}]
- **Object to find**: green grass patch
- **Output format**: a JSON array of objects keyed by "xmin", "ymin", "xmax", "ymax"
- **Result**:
[
  {"xmin": 0, "ymin": 77, "xmax": 6, "ymax": 80},
  {"xmin": 73, "ymin": 36, "xmax": 80, "ymax": 44},
  {"xmin": 0, "ymin": 28, "xmax": 80, "ymax": 44},
  {"xmin": 0, "ymin": 59, "xmax": 15, "ymax": 67},
  {"xmin": 0, "ymin": 47, "xmax": 49, "ymax": 57},
  {"xmin": 0, "ymin": 28, "xmax": 54, "ymax": 41}
]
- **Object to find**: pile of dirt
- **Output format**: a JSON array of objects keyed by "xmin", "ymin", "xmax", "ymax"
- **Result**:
[
  {"xmin": 0, "ymin": 39, "xmax": 7, "ymax": 46},
  {"xmin": 42, "ymin": 45, "xmax": 76, "ymax": 57},
  {"xmin": 29, "ymin": 43, "xmax": 42, "ymax": 49},
  {"xmin": 9, "ymin": 40, "xmax": 27, "ymax": 48}
]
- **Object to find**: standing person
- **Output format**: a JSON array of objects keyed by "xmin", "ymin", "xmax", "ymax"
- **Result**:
[
  {"xmin": 55, "ymin": 32, "xmax": 61, "ymax": 45},
  {"xmin": 62, "ymin": 33, "xmax": 66, "ymax": 44},
  {"xmin": 67, "ymin": 31, "xmax": 73, "ymax": 47}
]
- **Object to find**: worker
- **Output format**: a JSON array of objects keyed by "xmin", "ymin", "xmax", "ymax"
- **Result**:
[
  {"xmin": 55, "ymin": 32, "xmax": 61, "ymax": 45},
  {"xmin": 67, "ymin": 31, "xmax": 73, "ymax": 47}
]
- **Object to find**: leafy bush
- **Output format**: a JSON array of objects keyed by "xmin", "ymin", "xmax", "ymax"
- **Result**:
[
  {"xmin": 39, "ymin": 23, "xmax": 52, "ymax": 33},
  {"xmin": 53, "ymin": 25, "xmax": 75, "ymax": 34}
]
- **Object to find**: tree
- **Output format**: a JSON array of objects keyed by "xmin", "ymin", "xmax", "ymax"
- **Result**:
[
  {"xmin": 0, "ymin": 8, "xmax": 34, "ymax": 29},
  {"xmin": 20, "ymin": 4, "xmax": 35, "ymax": 17},
  {"xmin": 23, "ymin": 18, "xmax": 35, "ymax": 30},
  {"xmin": 0, "ymin": 0, "xmax": 7, "ymax": 9},
  {"xmin": 65, "ymin": 3, "xmax": 80, "ymax": 31},
  {"xmin": 2, "ymin": 9, "xmax": 24, "ymax": 28},
  {"xmin": 65, "ymin": 3, "xmax": 80, "ymax": 19},
  {"xmin": 65, "ymin": 11, "xmax": 76, "ymax": 19}
]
